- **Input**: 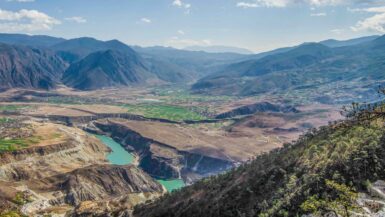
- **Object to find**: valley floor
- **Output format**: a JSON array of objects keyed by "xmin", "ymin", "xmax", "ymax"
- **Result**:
[{"xmin": 0, "ymin": 86, "xmax": 344, "ymax": 216}]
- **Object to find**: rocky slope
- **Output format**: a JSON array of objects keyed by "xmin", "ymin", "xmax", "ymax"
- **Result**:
[
  {"xmin": 62, "ymin": 49, "xmax": 156, "ymax": 90},
  {"xmin": 57, "ymin": 165, "xmax": 163, "ymax": 205},
  {"xmin": 25, "ymin": 165, "xmax": 164, "ymax": 216},
  {"xmin": 0, "ymin": 43, "xmax": 67, "ymax": 90},
  {"xmin": 0, "ymin": 120, "xmax": 164, "ymax": 216},
  {"xmin": 0, "ymin": 122, "xmax": 108, "ymax": 182}
]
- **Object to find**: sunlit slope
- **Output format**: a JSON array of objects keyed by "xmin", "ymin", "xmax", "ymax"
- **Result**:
[{"xmin": 134, "ymin": 113, "xmax": 385, "ymax": 217}]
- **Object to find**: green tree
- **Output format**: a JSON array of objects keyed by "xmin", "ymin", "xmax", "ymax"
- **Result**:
[{"xmin": 301, "ymin": 180, "xmax": 360, "ymax": 217}]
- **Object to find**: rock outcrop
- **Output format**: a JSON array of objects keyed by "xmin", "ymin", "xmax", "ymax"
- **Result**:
[
  {"xmin": 215, "ymin": 102, "xmax": 299, "ymax": 119},
  {"xmin": 27, "ymin": 164, "xmax": 164, "ymax": 205}
]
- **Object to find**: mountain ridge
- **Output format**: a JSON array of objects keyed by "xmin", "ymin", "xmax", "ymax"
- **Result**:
[
  {"xmin": 0, "ymin": 33, "xmax": 65, "ymax": 48},
  {"xmin": 0, "ymin": 43, "xmax": 67, "ymax": 90},
  {"xmin": 192, "ymin": 36, "xmax": 385, "ymax": 97}
]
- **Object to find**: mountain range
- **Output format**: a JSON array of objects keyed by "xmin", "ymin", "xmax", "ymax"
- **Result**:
[
  {"xmin": 0, "ymin": 33, "xmax": 383, "ymax": 93},
  {"xmin": 0, "ymin": 35, "xmax": 199, "ymax": 90},
  {"xmin": 192, "ymin": 35, "xmax": 385, "ymax": 96}
]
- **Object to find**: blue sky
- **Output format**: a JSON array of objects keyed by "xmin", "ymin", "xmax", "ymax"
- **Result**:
[{"xmin": 1, "ymin": 0, "xmax": 385, "ymax": 52}]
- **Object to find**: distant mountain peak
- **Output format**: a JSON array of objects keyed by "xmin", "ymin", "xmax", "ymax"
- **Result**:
[
  {"xmin": 0, "ymin": 33, "xmax": 65, "ymax": 48},
  {"xmin": 51, "ymin": 37, "xmax": 135, "ymax": 63},
  {"xmin": 320, "ymin": 35, "xmax": 379, "ymax": 47},
  {"xmin": 371, "ymin": 34, "xmax": 385, "ymax": 46},
  {"xmin": 266, "ymin": 42, "xmax": 333, "ymax": 59}
]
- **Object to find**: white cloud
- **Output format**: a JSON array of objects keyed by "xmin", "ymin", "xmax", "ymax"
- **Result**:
[
  {"xmin": 7, "ymin": 0, "xmax": 35, "ymax": 2},
  {"xmin": 352, "ymin": 12, "xmax": 385, "ymax": 32},
  {"xmin": 236, "ymin": 0, "xmax": 377, "ymax": 8},
  {"xmin": 237, "ymin": 0, "xmax": 289, "ymax": 8},
  {"xmin": 172, "ymin": 0, "xmax": 191, "ymax": 13},
  {"xmin": 0, "ymin": 8, "xmax": 60, "ymax": 32},
  {"xmin": 236, "ymin": 2, "xmax": 260, "ymax": 8},
  {"xmin": 172, "ymin": 0, "xmax": 190, "ymax": 8},
  {"xmin": 141, "ymin": 17, "xmax": 152, "ymax": 23},
  {"xmin": 308, "ymin": 0, "xmax": 344, "ymax": 6},
  {"xmin": 351, "ymin": 6, "xmax": 385, "ymax": 33},
  {"xmin": 65, "ymin": 16, "xmax": 86, "ymax": 23},
  {"xmin": 310, "ymin": 12, "xmax": 327, "ymax": 16},
  {"xmin": 177, "ymin": 30, "xmax": 185, "ymax": 35},
  {"xmin": 331, "ymin": 28, "xmax": 344, "ymax": 34},
  {"xmin": 349, "ymin": 6, "xmax": 385, "ymax": 13},
  {"xmin": 166, "ymin": 37, "xmax": 211, "ymax": 48},
  {"xmin": 172, "ymin": 0, "xmax": 182, "ymax": 6}
]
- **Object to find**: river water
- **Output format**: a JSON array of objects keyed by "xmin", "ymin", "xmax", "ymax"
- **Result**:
[{"xmin": 95, "ymin": 134, "xmax": 185, "ymax": 192}]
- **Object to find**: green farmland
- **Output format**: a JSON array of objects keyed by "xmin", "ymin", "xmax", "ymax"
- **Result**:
[{"xmin": 125, "ymin": 104, "xmax": 206, "ymax": 122}]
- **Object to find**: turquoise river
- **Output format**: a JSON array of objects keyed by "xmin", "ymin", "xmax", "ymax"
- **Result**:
[{"xmin": 95, "ymin": 134, "xmax": 185, "ymax": 192}]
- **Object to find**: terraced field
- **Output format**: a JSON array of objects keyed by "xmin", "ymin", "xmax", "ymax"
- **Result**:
[
  {"xmin": 0, "ymin": 137, "xmax": 41, "ymax": 152},
  {"xmin": 0, "ymin": 118, "xmax": 11, "ymax": 123},
  {"xmin": 125, "ymin": 104, "xmax": 207, "ymax": 121},
  {"xmin": 0, "ymin": 105, "xmax": 28, "ymax": 112}
]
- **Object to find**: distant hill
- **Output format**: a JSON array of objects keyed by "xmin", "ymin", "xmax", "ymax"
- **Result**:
[
  {"xmin": 184, "ymin": 45, "xmax": 254, "ymax": 55},
  {"xmin": 236, "ymin": 35, "xmax": 379, "ymax": 64},
  {"xmin": 251, "ymin": 46, "xmax": 294, "ymax": 60},
  {"xmin": 0, "ymin": 43, "xmax": 67, "ymax": 90},
  {"xmin": 192, "ymin": 35, "xmax": 385, "ymax": 97},
  {"xmin": 320, "ymin": 35, "xmax": 379, "ymax": 48},
  {"xmin": 0, "ymin": 33, "xmax": 65, "ymax": 48},
  {"xmin": 133, "ymin": 46, "xmax": 248, "ymax": 78}
]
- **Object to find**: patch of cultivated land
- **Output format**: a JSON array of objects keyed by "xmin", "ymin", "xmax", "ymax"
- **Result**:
[
  {"xmin": 25, "ymin": 104, "xmax": 127, "ymax": 116},
  {"xmin": 0, "ymin": 120, "xmax": 43, "ymax": 152},
  {"xmin": 0, "ymin": 102, "xmax": 127, "ymax": 117},
  {"xmin": 124, "ymin": 104, "xmax": 206, "ymax": 121}
]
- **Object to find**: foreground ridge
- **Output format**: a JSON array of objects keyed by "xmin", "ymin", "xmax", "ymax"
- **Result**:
[{"xmin": 133, "ymin": 106, "xmax": 385, "ymax": 217}]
